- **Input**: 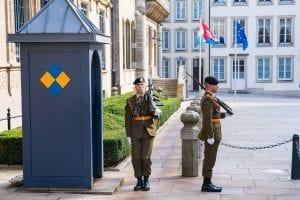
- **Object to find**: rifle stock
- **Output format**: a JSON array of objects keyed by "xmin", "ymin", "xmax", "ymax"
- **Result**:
[{"xmin": 186, "ymin": 72, "xmax": 233, "ymax": 115}]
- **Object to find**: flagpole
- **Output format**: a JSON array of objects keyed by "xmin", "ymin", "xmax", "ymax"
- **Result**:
[
  {"xmin": 234, "ymin": 17, "xmax": 237, "ymax": 100},
  {"xmin": 199, "ymin": 13, "xmax": 202, "ymax": 94}
]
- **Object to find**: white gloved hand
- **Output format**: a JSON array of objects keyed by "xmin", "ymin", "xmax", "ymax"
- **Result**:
[
  {"xmin": 154, "ymin": 107, "xmax": 162, "ymax": 117},
  {"xmin": 207, "ymin": 138, "xmax": 215, "ymax": 145},
  {"xmin": 127, "ymin": 137, "xmax": 131, "ymax": 145}
]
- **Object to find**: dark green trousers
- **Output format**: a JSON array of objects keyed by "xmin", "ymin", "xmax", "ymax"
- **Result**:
[
  {"xmin": 131, "ymin": 130, "xmax": 154, "ymax": 178},
  {"xmin": 202, "ymin": 141, "xmax": 220, "ymax": 178}
]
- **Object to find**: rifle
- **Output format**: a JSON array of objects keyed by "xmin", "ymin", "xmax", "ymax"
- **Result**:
[
  {"xmin": 186, "ymin": 72, "xmax": 234, "ymax": 116},
  {"xmin": 145, "ymin": 76, "xmax": 163, "ymax": 117}
]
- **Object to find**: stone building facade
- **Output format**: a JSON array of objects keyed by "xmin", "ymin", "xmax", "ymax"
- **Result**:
[{"xmin": 0, "ymin": 0, "xmax": 169, "ymax": 131}]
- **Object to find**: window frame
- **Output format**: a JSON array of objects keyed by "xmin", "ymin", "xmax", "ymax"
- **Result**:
[
  {"xmin": 278, "ymin": 17, "xmax": 293, "ymax": 46},
  {"xmin": 162, "ymin": 29, "xmax": 170, "ymax": 51},
  {"xmin": 212, "ymin": 57, "xmax": 226, "ymax": 81},
  {"xmin": 175, "ymin": 29, "xmax": 187, "ymax": 51},
  {"xmin": 257, "ymin": 18, "xmax": 272, "ymax": 46},
  {"xmin": 175, "ymin": 0, "xmax": 187, "ymax": 21},
  {"xmin": 256, "ymin": 57, "xmax": 272, "ymax": 82},
  {"xmin": 277, "ymin": 56, "xmax": 293, "ymax": 81},
  {"xmin": 212, "ymin": 18, "xmax": 226, "ymax": 46}
]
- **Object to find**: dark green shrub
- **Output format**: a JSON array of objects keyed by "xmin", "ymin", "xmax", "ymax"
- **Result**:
[
  {"xmin": 0, "ymin": 92, "xmax": 180, "ymax": 167},
  {"xmin": 0, "ymin": 127, "xmax": 22, "ymax": 165}
]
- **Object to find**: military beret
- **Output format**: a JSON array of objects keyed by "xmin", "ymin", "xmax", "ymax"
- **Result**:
[
  {"xmin": 133, "ymin": 77, "xmax": 145, "ymax": 84},
  {"xmin": 204, "ymin": 76, "xmax": 218, "ymax": 85}
]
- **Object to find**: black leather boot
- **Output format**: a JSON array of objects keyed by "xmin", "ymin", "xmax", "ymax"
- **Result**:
[
  {"xmin": 134, "ymin": 177, "xmax": 143, "ymax": 191},
  {"xmin": 143, "ymin": 176, "xmax": 150, "ymax": 191},
  {"xmin": 201, "ymin": 177, "xmax": 222, "ymax": 192}
]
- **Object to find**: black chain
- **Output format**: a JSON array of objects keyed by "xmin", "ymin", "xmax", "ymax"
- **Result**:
[{"xmin": 221, "ymin": 138, "xmax": 293, "ymax": 150}]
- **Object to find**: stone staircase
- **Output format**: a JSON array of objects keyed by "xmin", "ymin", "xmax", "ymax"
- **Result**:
[{"xmin": 152, "ymin": 78, "xmax": 178, "ymax": 97}]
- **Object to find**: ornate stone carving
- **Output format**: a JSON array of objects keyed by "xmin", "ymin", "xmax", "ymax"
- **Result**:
[{"xmin": 146, "ymin": 1, "xmax": 169, "ymax": 24}]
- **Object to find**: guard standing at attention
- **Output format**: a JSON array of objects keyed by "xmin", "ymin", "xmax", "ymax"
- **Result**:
[
  {"xmin": 125, "ymin": 76, "xmax": 161, "ymax": 191},
  {"xmin": 198, "ymin": 76, "xmax": 226, "ymax": 192}
]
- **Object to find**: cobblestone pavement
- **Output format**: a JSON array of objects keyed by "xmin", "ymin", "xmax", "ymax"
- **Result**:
[{"xmin": 1, "ymin": 93, "xmax": 300, "ymax": 200}]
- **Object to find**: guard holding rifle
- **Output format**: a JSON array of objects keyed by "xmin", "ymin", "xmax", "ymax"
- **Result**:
[
  {"xmin": 125, "ymin": 76, "xmax": 162, "ymax": 191},
  {"xmin": 198, "ymin": 76, "xmax": 226, "ymax": 192}
]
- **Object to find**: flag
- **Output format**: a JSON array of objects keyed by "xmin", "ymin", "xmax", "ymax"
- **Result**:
[
  {"xmin": 236, "ymin": 22, "xmax": 248, "ymax": 50},
  {"xmin": 201, "ymin": 21, "xmax": 219, "ymax": 45},
  {"xmin": 196, "ymin": 21, "xmax": 219, "ymax": 47}
]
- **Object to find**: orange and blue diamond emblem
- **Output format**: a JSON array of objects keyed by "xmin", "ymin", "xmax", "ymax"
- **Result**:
[{"xmin": 40, "ymin": 64, "xmax": 70, "ymax": 96}]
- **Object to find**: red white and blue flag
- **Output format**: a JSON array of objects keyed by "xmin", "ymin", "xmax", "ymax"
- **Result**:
[{"xmin": 196, "ymin": 21, "xmax": 219, "ymax": 46}]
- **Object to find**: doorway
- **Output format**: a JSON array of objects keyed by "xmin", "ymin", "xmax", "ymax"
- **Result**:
[
  {"xmin": 91, "ymin": 50, "xmax": 103, "ymax": 178},
  {"xmin": 232, "ymin": 57, "xmax": 246, "ymax": 91}
]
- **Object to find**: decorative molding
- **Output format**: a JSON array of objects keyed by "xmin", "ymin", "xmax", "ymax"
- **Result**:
[
  {"xmin": 146, "ymin": 1, "xmax": 169, "ymax": 24},
  {"xmin": 95, "ymin": 0, "xmax": 113, "ymax": 8}
]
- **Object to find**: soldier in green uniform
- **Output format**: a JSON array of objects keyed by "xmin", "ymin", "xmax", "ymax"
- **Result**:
[
  {"xmin": 125, "ymin": 77, "xmax": 161, "ymax": 191},
  {"xmin": 198, "ymin": 76, "xmax": 225, "ymax": 192}
]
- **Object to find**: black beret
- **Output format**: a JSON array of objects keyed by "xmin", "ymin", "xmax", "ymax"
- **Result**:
[
  {"xmin": 204, "ymin": 76, "xmax": 218, "ymax": 85},
  {"xmin": 133, "ymin": 77, "xmax": 145, "ymax": 84}
]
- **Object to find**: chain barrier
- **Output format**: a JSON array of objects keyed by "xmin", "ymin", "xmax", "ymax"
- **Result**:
[{"xmin": 221, "ymin": 138, "xmax": 293, "ymax": 150}]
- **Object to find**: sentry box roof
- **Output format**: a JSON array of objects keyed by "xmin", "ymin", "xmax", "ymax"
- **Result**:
[{"xmin": 8, "ymin": 0, "xmax": 110, "ymax": 44}]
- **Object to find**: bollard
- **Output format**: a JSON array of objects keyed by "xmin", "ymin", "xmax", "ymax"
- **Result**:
[
  {"xmin": 7, "ymin": 108, "xmax": 11, "ymax": 130},
  {"xmin": 291, "ymin": 134, "xmax": 300, "ymax": 179},
  {"xmin": 180, "ymin": 110, "xmax": 200, "ymax": 177},
  {"xmin": 186, "ymin": 104, "xmax": 202, "ymax": 159}
]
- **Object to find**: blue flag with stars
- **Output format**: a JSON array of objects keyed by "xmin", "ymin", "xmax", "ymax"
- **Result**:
[{"xmin": 236, "ymin": 22, "xmax": 248, "ymax": 50}]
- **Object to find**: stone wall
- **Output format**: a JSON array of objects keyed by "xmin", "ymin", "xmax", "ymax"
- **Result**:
[{"xmin": 152, "ymin": 78, "xmax": 177, "ymax": 97}]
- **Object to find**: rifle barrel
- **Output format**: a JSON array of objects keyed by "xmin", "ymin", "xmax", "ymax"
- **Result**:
[{"xmin": 185, "ymin": 72, "xmax": 234, "ymax": 115}]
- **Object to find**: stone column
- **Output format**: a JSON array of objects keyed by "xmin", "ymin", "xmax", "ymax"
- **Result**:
[
  {"xmin": 186, "ymin": 104, "xmax": 202, "ymax": 159},
  {"xmin": 180, "ymin": 110, "xmax": 200, "ymax": 177},
  {"xmin": 135, "ymin": 0, "xmax": 146, "ymax": 78}
]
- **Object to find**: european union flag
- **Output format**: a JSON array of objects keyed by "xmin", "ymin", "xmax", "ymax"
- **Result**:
[{"xmin": 236, "ymin": 22, "xmax": 248, "ymax": 50}]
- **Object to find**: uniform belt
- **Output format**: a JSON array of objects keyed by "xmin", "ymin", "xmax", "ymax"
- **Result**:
[
  {"xmin": 211, "ymin": 118, "xmax": 221, "ymax": 123},
  {"xmin": 133, "ymin": 115, "xmax": 153, "ymax": 121}
]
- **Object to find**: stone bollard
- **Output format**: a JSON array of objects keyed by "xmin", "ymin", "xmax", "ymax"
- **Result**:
[
  {"xmin": 186, "ymin": 104, "xmax": 202, "ymax": 159},
  {"xmin": 180, "ymin": 110, "xmax": 200, "ymax": 177},
  {"xmin": 111, "ymin": 86, "xmax": 118, "ymax": 96},
  {"xmin": 291, "ymin": 134, "xmax": 300, "ymax": 179}
]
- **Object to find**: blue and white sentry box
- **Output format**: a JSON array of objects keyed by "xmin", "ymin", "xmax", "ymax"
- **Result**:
[{"xmin": 8, "ymin": 0, "xmax": 110, "ymax": 189}]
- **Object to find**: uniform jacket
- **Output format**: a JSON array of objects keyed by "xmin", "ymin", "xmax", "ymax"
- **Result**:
[
  {"xmin": 198, "ymin": 91, "xmax": 224, "ymax": 142},
  {"xmin": 125, "ymin": 95, "xmax": 157, "ymax": 137}
]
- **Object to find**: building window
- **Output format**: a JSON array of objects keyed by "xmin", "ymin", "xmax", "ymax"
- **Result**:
[
  {"xmin": 162, "ymin": 30, "xmax": 170, "ymax": 51},
  {"xmin": 99, "ymin": 10, "xmax": 105, "ymax": 34},
  {"xmin": 232, "ymin": 19, "xmax": 246, "ymax": 45},
  {"xmin": 162, "ymin": 58, "xmax": 170, "ymax": 78},
  {"xmin": 126, "ymin": 21, "xmax": 131, "ymax": 69},
  {"xmin": 175, "ymin": 30, "xmax": 187, "ymax": 51},
  {"xmin": 192, "ymin": 0, "xmax": 202, "ymax": 20},
  {"xmin": 257, "ymin": 58, "xmax": 271, "ymax": 81},
  {"xmin": 279, "ymin": 0, "xmax": 294, "ymax": 4},
  {"xmin": 80, "ymin": 2, "xmax": 88, "ymax": 16},
  {"xmin": 99, "ymin": 45, "xmax": 106, "ymax": 70},
  {"xmin": 233, "ymin": 0, "xmax": 247, "ymax": 3},
  {"xmin": 279, "ymin": 18, "xmax": 293, "ymax": 45},
  {"xmin": 192, "ymin": 29, "xmax": 200, "ymax": 50},
  {"xmin": 213, "ymin": 0, "xmax": 226, "ymax": 4},
  {"xmin": 175, "ymin": 58, "xmax": 186, "ymax": 78},
  {"xmin": 131, "ymin": 22, "xmax": 136, "ymax": 68},
  {"xmin": 278, "ymin": 57, "xmax": 292, "ymax": 81},
  {"xmin": 14, "ymin": 0, "xmax": 25, "ymax": 62},
  {"xmin": 175, "ymin": 0, "xmax": 186, "ymax": 21},
  {"xmin": 213, "ymin": 18, "xmax": 226, "ymax": 45},
  {"xmin": 257, "ymin": 0, "xmax": 272, "ymax": 4},
  {"xmin": 257, "ymin": 18, "xmax": 271, "ymax": 45},
  {"xmin": 212, "ymin": 58, "xmax": 225, "ymax": 81}
]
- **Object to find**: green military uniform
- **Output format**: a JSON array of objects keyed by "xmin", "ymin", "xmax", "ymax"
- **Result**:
[
  {"xmin": 125, "ymin": 94, "xmax": 156, "ymax": 178},
  {"xmin": 198, "ymin": 91, "xmax": 224, "ymax": 178}
]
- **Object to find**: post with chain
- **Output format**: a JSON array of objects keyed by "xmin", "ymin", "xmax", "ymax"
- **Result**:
[
  {"xmin": 7, "ymin": 108, "xmax": 11, "ymax": 130},
  {"xmin": 180, "ymin": 110, "xmax": 200, "ymax": 177},
  {"xmin": 291, "ymin": 134, "xmax": 300, "ymax": 179}
]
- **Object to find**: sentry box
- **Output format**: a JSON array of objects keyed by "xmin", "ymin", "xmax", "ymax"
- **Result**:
[{"xmin": 8, "ymin": 0, "xmax": 110, "ymax": 189}]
